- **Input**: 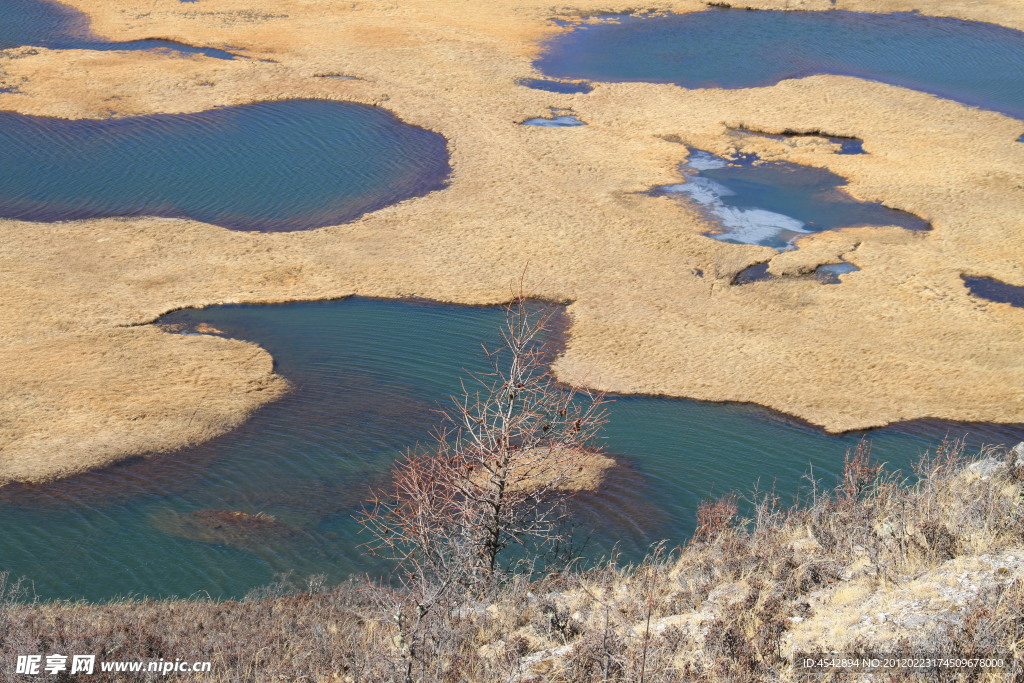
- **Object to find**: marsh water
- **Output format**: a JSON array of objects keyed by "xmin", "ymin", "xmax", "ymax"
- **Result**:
[
  {"xmin": 1, "ymin": 5, "xmax": 1023, "ymax": 603},
  {"xmin": 1, "ymin": 299, "xmax": 1021, "ymax": 601},
  {"xmin": 0, "ymin": 0, "xmax": 238, "ymax": 58},
  {"xmin": 0, "ymin": 100, "xmax": 450, "ymax": 231},
  {"xmin": 658, "ymin": 150, "xmax": 929, "ymax": 250},
  {"xmin": 537, "ymin": 8, "xmax": 1024, "ymax": 119},
  {"xmin": 963, "ymin": 276, "xmax": 1024, "ymax": 307}
]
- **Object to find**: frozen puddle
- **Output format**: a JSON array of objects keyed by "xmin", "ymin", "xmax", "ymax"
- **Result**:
[
  {"xmin": 521, "ymin": 109, "xmax": 587, "ymax": 127},
  {"xmin": 658, "ymin": 149, "xmax": 929, "ymax": 250}
]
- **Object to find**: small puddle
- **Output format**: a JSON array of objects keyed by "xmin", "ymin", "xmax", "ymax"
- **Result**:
[
  {"xmin": 962, "ymin": 275, "xmax": 1024, "ymax": 307},
  {"xmin": 521, "ymin": 108, "xmax": 587, "ymax": 127},
  {"xmin": 315, "ymin": 73, "xmax": 360, "ymax": 80},
  {"xmin": 517, "ymin": 78, "xmax": 593, "ymax": 94},
  {"xmin": 741, "ymin": 128, "xmax": 866, "ymax": 155},
  {"xmin": 656, "ymin": 149, "xmax": 929, "ymax": 250},
  {"xmin": 815, "ymin": 261, "xmax": 860, "ymax": 283},
  {"xmin": 733, "ymin": 260, "xmax": 860, "ymax": 285}
]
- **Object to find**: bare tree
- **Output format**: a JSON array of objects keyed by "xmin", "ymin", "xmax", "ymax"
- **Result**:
[
  {"xmin": 358, "ymin": 296, "xmax": 609, "ymax": 679},
  {"xmin": 361, "ymin": 296, "xmax": 608, "ymax": 585}
]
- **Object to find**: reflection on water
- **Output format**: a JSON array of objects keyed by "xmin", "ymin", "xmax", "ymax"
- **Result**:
[
  {"xmin": 0, "ymin": 100, "xmax": 450, "ymax": 231},
  {"xmin": 0, "ymin": 298, "xmax": 1020, "ymax": 601},
  {"xmin": 538, "ymin": 8, "xmax": 1024, "ymax": 120},
  {"xmin": 657, "ymin": 149, "xmax": 929, "ymax": 250},
  {"xmin": 0, "ymin": 0, "xmax": 238, "ymax": 58}
]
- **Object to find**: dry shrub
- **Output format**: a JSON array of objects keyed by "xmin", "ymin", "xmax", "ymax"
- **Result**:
[
  {"xmin": 839, "ymin": 440, "xmax": 884, "ymax": 505},
  {"xmin": 693, "ymin": 491, "xmax": 738, "ymax": 543}
]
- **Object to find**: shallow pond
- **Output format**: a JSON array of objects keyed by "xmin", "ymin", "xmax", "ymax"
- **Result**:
[
  {"xmin": 657, "ymin": 150, "xmax": 929, "ymax": 250},
  {"xmin": 963, "ymin": 275, "xmax": 1024, "ymax": 307},
  {"xmin": 537, "ymin": 9, "xmax": 1024, "ymax": 119},
  {"xmin": 0, "ymin": 299, "xmax": 1020, "ymax": 601},
  {"xmin": 0, "ymin": 0, "xmax": 237, "ymax": 58},
  {"xmin": 0, "ymin": 100, "xmax": 450, "ymax": 231}
]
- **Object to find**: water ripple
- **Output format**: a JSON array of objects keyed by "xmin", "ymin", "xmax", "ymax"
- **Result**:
[
  {"xmin": 0, "ymin": 100, "xmax": 451, "ymax": 231},
  {"xmin": 538, "ymin": 9, "xmax": 1024, "ymax": 120},
  {"xmin": 1, "ymin": 300, "xmax": 1020, "ymax": 600}
]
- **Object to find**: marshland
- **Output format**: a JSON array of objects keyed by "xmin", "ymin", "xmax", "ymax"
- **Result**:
[{"xmin": 1, "ymin": 0, "xmax": 1023, "ymax": 679}]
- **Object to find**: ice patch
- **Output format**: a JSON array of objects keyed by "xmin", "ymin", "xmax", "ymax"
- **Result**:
[
  {"xmin": 671, "ymin": 149, "xmax": 809, "ymax": 247},
  {"xmin": 686, "ymin": 150, "xmax": 729, "ymax": 171},
  {"xmin": 670, "ymin": 177, "xmax": 735, "ymax": 204},
  {"xmin": 817, "ymin": 262, "xmax": 859, "ymax": 276},
  {"xmin": 522, "ymin": 115, "xmax": 587, "ymax": 127},
  {"xmin": 665, "ymin": 155, "xmax": 807, "ymax": 247},
  {"xmin": 710, "ymin": 206, "xmax": 809, "ymax": 246}
]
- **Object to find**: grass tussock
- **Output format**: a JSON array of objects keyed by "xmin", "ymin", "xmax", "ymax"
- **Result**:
[{"xmin": 1, "ymin": 439, "xmax": 1023, "ymax": 681}]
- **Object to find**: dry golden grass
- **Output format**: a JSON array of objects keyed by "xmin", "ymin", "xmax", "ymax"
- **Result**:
[{"xmin": 468, "ymin": 448, "xmax": 617, "ymax": 493}]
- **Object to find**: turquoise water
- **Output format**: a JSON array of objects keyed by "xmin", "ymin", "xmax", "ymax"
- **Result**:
[
  {"xmin": 0, "ymin": 0, "xmax": 237, "ymax": 58},
  {"xmin": 0, "ymin": 299, "xmax": 1020, "ymax": 601},
  {"xmin": 659, "ymin": 149, "xmax": 929, "ymax": 250},
  {"xmin": 537, "ymin": 9, "xmax": 1024, "ymax": 120},
  {"xmin": 0, "ymin": 100, "xmax": 450, "ymax": 231}
]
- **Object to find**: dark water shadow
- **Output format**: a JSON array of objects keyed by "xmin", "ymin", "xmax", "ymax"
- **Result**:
[
  {"xmin": 963, "ymin": 275, "xmax": 1024, "ymax": 307},
  {"xmin": 517, "ymin": 78, "xmax": 593, "ymax": 94}
]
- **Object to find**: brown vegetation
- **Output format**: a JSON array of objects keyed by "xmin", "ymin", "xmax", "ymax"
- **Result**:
[{"xmin": 2, "ymin": 441, "xmax": 1022, "ymax": 681}]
